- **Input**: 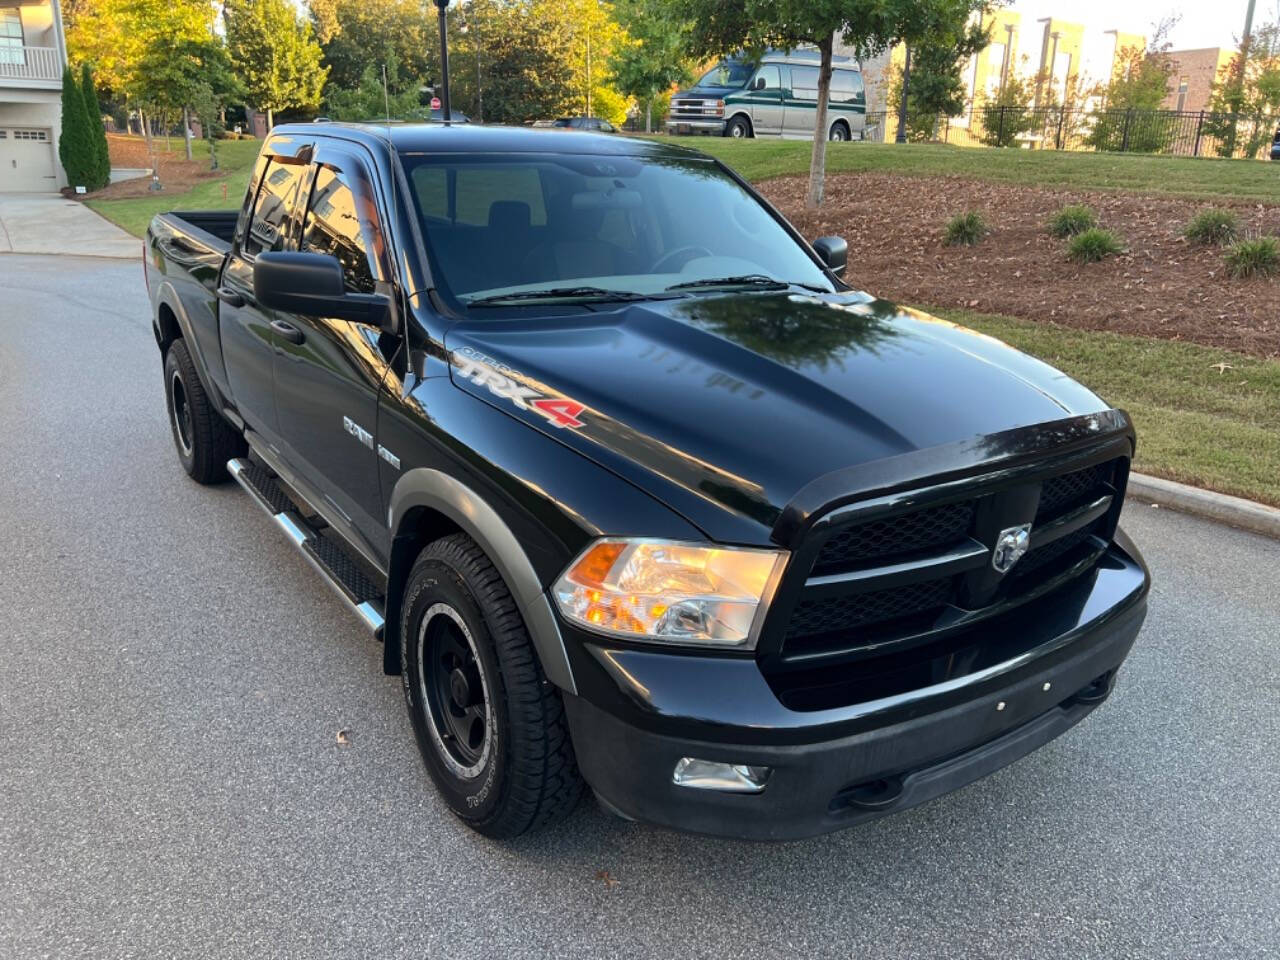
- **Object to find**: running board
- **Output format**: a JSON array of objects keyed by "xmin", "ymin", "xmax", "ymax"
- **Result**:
[{"xmin": 228, "ymin": 457, "xmax": 386, "ymax": 638}]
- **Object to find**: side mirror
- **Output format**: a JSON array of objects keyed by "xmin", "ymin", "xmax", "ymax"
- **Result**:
[
  {"xmin": 754, "ymin": 77, "xmax": 766, "ymax": 91},
  {"xmin": 253, "ymin": 251, "xmax": 391, "ymax": 328},
  {"xmin": 812, "ymin": 236, "xmax": 847, "ymax": 277}
]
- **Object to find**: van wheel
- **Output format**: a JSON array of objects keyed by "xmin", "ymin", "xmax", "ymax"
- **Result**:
[
  {"xmin": 163, "ymin": 338, "xmax": 244, "ymax": 484},
  {"xmin": 725, "ymin": 116, "xmax": 752, "ymax": 139},
  {"xmin": 829, "ymin": 121, "xmax": 851, "ymax": 141},
  {"xmin": 401, "ymin": 533, "xmax": 585, "ymax": 838}
]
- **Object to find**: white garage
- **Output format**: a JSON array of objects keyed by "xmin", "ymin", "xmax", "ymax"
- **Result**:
[{"xmin": 0, "ymin": 126, "xmax": 57, "ymax": 192}]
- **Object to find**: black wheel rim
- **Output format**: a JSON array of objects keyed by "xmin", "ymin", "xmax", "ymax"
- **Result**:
[
  {"xmin": 170, "ymin": 370, "xmax": 193, "ymax": 457},
  {"xmin": 418, "ymin": 603, "xmax": 492, "ymax": 779}
]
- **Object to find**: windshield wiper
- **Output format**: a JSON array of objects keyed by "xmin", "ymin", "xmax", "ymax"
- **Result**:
[
  {"xmin": 466, "ymin": 286, "xmax": 651, "ymax": 306},
  {"xmin": 665, "ymin": 275, "xmax": 826, "ymax": 293}
]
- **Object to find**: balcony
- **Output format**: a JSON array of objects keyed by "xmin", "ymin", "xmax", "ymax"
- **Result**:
[{"xmin": 0, "ymin": 45, "xmax": 62, "ymax": 87}]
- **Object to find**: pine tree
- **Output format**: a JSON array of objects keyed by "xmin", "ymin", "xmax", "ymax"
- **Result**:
[
  {"xmin": 80, "ymin": 62, "xmax": 112, "ymax": 189},
  {"xmin": 58, "ymin": 65, "xmax": 96, "ymax": 190}
]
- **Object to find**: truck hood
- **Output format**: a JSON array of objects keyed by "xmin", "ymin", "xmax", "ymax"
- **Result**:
[{"xmin": 444, "ymin": 291, "xmax": 1110, "ymax": 541}]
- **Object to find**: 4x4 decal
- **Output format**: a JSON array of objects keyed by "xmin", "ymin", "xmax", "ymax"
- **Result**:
[{"xmin": 451, "ymin": 347, "xmax": 586, "ymax": 430}]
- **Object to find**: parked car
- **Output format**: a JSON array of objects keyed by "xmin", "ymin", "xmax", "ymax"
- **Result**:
[
  {"xmin": 1271, "ymin": 126, "xmax": 1280, "ymax": 160},
  {"xmin": 145, "ymin": 123, "xmax": 1148, "ymax": 840},
  {"xmin": 552, "ymin": 116, "xmax": 616, "ymax": 132},
  {"xmin": 667, "ymin": 49, "xmax": 866, "ymax": 141}
]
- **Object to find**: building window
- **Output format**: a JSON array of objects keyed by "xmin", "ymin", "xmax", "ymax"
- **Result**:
[
  {"xmin": 1176, "ymin": 79, "xmax": 1189, "ymax": 112},
  {"xmin": 0, "ymin": 9, "xmax": 24, "ymax": 66}
]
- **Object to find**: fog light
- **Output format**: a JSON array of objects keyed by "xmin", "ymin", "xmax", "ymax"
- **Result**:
[{"xmin": 672, "ymin": 757, "xmax": 771, "ymax": 793}]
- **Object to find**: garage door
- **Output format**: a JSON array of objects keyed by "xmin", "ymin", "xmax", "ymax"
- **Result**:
[{"xmin": 0, "ymin": 128, "xmax": 57, "ymax": 192}]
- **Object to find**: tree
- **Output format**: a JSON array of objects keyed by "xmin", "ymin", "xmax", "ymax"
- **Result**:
[
  {"xmin": 1086, "ymin": 22, "xmax": 1177, "ymax": 154},
  {"xmin": 888, "ymin": 16, "xmax": 990, "ymax": 141},
  {"xmin": 975, "ymin": 65, "xmax": 1037, "ymax": 146},
  {"xmin": 610, "ymin": 0, "xmax": 693, "ymax": 131},
  {"xmin": 1205, "ymin": 21, "xmax": 1280, "ymax": 158},
  {"xmin": 326, "ymin": 56, "xmax": 423, "ymax": 121},
  {"xmin": 80, "ymin": 62, "xmax": 111, "ymax": 186},
  {"xmin": 224, "ymin": 0, "xmax": 327, "ymax": 129},
  {"xmin": 311, "ymin": 0, "xmax": 432, "ymax": 100},
  {"xmin": 59, "ymin": 66, "xmax": 103, "ymax": 190},
  {"xmin": 666, "ymin": 0, "xmax": 994, "ymax": 208}
]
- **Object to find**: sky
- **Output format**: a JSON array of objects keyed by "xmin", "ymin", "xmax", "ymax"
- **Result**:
[{"xmin": 1006, "ymin": 0, "xmax": 1265, "ymax": 50}]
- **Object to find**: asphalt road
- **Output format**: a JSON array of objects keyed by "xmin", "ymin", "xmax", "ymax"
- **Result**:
[{"xmin": 2, "ymin": 254, "xmax": 1278, "ymax": 960}]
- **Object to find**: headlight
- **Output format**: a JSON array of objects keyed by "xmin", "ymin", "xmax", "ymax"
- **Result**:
[{"xmin": 552, "ymin": 539, "xmax": 787, "ymax": 648}]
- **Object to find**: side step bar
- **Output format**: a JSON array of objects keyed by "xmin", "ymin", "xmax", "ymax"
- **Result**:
[{"xmin": 228, "ymin": 458, "xmax": 386, "ymax": 638}]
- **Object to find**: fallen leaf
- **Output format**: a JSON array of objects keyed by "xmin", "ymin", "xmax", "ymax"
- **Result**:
[
  {"xmin": 336, "ymin": 729, "xmax": 351, "ymax": 745},
  {"xmin": 595, "ymin": 869, "xmax": 620, "ymax": 889}
]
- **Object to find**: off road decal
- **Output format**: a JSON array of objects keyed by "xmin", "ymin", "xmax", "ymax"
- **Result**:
[{"xmin": 451, "ymin": 347, "xmax": 586, "ymax": 430}]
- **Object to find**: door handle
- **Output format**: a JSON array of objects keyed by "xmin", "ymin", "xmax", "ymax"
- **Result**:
[
  {"xmin": 270, "ymin": 319, "xmax": 305, "ymax": 345},
  {"xmin": 215, "ymin": 286, "xmax": 245, "ymax": 308}
]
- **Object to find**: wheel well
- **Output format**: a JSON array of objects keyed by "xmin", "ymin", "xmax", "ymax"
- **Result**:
[
  {"xmin": 156, "ymin": 302, "xmax": 181, "ymax": 353},
  {"xmin": 831, "ymin": 118, "xmax": 850, "ymax": 135},
  {"xmin": 382, "ymin": 506, "xmax": 463, "ymax": 676}
]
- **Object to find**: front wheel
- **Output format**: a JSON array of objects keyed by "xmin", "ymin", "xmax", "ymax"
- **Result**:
[
  {"xmin": 829, "ymin": 121, "xmax": 851, "ymax": 141},
  {"xmin": 401, "ymin": 534, "xmax": 584, "ymax": 837},
  {"xmin": 725, "ymin": 116, "xmax": 752, "ymax": 139}
]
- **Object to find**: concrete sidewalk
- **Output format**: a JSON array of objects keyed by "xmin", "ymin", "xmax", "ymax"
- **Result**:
[{"xmin": 0, "ymin": 193, "xmax": 138, "ymax": 259}]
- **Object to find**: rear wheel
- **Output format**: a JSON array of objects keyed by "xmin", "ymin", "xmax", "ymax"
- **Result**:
[
  {"xmin": 725, "ymin": 115, "xmax": 752, "ymax": 139},
  {"xmin": 163, "ymin": 339, "xmax": 244, "ymax": 484},
  {"xmin": 401, "ymin": 534, "xmax": 584, "ymax": 837}
]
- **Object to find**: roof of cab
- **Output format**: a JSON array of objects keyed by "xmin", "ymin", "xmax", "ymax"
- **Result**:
[{"xmin": 270, "ymin": 121, "xmax": 709, "ymax": 160}]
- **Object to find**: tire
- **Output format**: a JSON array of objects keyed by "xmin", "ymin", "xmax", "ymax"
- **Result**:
[
  {"xmin": 725, "ymin": 115, "xmax": 752, "ymax": 139},
  {"xmin": 401, "ymin": 533, "xmax": 584, "ymax": 837},
  {"xmin": 829, "ymin": 121, "xmax": 850, "ymax": 142},
  {"xmin": 163, "ymin": 339, "xmax": 245, "ymax": 484}
]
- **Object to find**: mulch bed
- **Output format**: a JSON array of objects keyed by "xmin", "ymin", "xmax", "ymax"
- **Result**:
[
  {"xmin": 86, "ymin": 134, "xmax": 233, "ymax": 200},
  {"xmin": 759, "ymin": 172, "xmax": 1280, "ymax": 358}
]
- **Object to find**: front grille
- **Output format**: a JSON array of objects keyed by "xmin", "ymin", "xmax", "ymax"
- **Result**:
[
  {"xmin": 775, "ymin": 455, "xmax": 1125, "ymax": 662},
  {"xmin": 812, "ymin": 500, "xmax": 975, "ymax": 575}
]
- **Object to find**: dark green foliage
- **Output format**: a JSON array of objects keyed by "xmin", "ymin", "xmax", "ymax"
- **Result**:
[
  {"xmin": 1048, "ymin": 205, "xmax": 1097, "ymax": 239},
  {"xmin": 1067, "ymin": 228, "xmax": 1124, "ymax": 264},
  {"xmin": 1184, "ymin": 209, "xmax": 1240, "ymax": 246},
  {"xmin": 977, "ymin": 72, "xmax": 1038, "ymax": 148},
  {"xmin": 943, "ymin": 211, "xmax": 988, "ymax": 246},
  {"xmin": 79, "ymin": 62, "xmax": 112, "ymax": 189},
  {"xmin": 1225, "ymin": 235, "xmax": 1280, "ymax": 279},
  {"xmin": 59, "ymin": 65, "xmax": 99, "ymax": 190}
]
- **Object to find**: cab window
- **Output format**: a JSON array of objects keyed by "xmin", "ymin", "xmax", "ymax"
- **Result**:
[
  {"xmin": 751, "ymin": 65, "xmax": 781, "ymax": 94},
  {"xmin": 301, "ymin": 164, "xmax": 383, "ymax": 294},
  {"xmin": 242, "ymin": 157, "xmax": 306, "ymax": 258}
]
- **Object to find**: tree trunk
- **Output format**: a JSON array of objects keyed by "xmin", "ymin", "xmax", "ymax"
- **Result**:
[
  {"xmin": 182, "ymin": 106, "xmax": 193, "ymax": 162},
  {"xmin": 805, "ymin": 32, "xmax": 835, "ymax": 210},
  {"xmin": 645, "ymin": 99, "xmax": 651, "ymax": 133},
  {"xmin": 141, "ymin": 109, "xmax": 150, "ymax": 144}
]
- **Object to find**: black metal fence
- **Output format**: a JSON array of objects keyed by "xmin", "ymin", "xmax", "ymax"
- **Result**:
[{"xmin": 861, "ymin": 106, "xmax": 1279, "ymax": 160}]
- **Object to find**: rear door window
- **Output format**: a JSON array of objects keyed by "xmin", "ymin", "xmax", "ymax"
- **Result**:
[
  {"xmin": 242, "ymin": 157, "xmax": 307, "ymax": 258},
  {"xmin": 831, "ymin": 70, "xmax": 865, "ymax": 104},
  {"xmin": 300, "ymin": 163, "xmax": 384, "ymax": 294},
  {"xmin": 790, "ymin": 66, "xmax": 820, "ymax": 101}
]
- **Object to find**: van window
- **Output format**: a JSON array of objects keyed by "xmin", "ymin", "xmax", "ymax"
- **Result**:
[
  {"xmin": 790, "ymin": 66, "xmax": 820, "ymax": 101},
  {"xmin": 831, "ymin": 69, "xmax": 865, "ymax": 104},
  {"xmin": 242, "ymin": 157, "xmax": 307, "ymax": 258},
  {"xmin": 751, "ymin": 65, "xmax": 781, "ymax": 94}
]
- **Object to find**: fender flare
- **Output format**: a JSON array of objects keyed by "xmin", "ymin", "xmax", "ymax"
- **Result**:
[
  {"xmin": 388, "ymin": 467, "xmax": 576, "ymax": 694},
  {"xmin": 153, "ymin": 280, "xmax": 237, "ymax": 422}
]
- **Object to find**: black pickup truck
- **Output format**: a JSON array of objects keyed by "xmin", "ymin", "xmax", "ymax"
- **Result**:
[{"xmin": 145, "ymin": 123, "xmax": 1149, "ymax": 840}]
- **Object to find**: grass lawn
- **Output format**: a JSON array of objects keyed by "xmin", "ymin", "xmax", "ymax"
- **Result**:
[
  {"xmin": 943, "ymin": 309, "xmax": 1280, "ymax": 507},
  {"xmin": 690, "ymin": 140, "xmax": 1280, "ymax": 203},
  {"xmin": 86, "ymin": 138, "xmax": 262, "ymax": 238}
]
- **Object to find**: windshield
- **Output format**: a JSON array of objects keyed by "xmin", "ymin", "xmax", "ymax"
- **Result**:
[
  {"xmin": 402, "ymin": 153, "xmax": 834, "ymax": 306},
  {"xmin": 695, "ymin": 61, "xmax": 754, "ymax": 89}
]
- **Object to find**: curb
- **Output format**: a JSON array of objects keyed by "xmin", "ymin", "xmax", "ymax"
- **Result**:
[{"xmin": 1126, "ymin": 473, "xmax": 1280, "ymax": 540}]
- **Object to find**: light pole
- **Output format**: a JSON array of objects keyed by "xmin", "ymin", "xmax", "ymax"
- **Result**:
[
  {"xmin": 895, "ymin": 44, "xmax": 911, "ymax": 144},
  {"xmin": 433, "ymin": 0, "xmax": 452, "ymax": 122}
]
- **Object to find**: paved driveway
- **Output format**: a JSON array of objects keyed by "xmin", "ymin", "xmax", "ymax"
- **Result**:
[
  {"xmin": 0, "ymin": 193, "xmax": 137, "ymax": 258},
  {"xmin": 1, "ymin": 254, "xmax": 1277, "ymax": 959}
]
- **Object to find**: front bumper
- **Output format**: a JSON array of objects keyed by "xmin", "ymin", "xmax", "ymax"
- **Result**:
[
  {"xmin": 665, "ymin": 118, "xmax": 727, "ymax": 135},
  {"xmin": 562, "ymin": 536, "xmax": 1149, "ymax": 840}
]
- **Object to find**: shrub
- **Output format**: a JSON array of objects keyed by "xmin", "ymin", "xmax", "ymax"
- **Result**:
[
  {"xmin": 943, "ymin": 211, "xmax": 989, "ymax": 246},
  {"xmin": 1184, "ymin": 209, "xmax": 1239, "ymax": 246},
  {"xmin": 1067, "ymin": 228, "xmax": 1125, "ymax": 264},
  {"xmin": 1224, "ymin": 235, "xmax": 1280, "ymax": 279},
  {"xmin": 58, "ymin": 66, "xmax": 96, "ymax": 190},
  {"xmin": 80, "ymin": 62, "xmax": 111, "ymax": 189},
  {"xmin": 1048, "ymin": 205, "xmax": 1098, "ymax": 238}
]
